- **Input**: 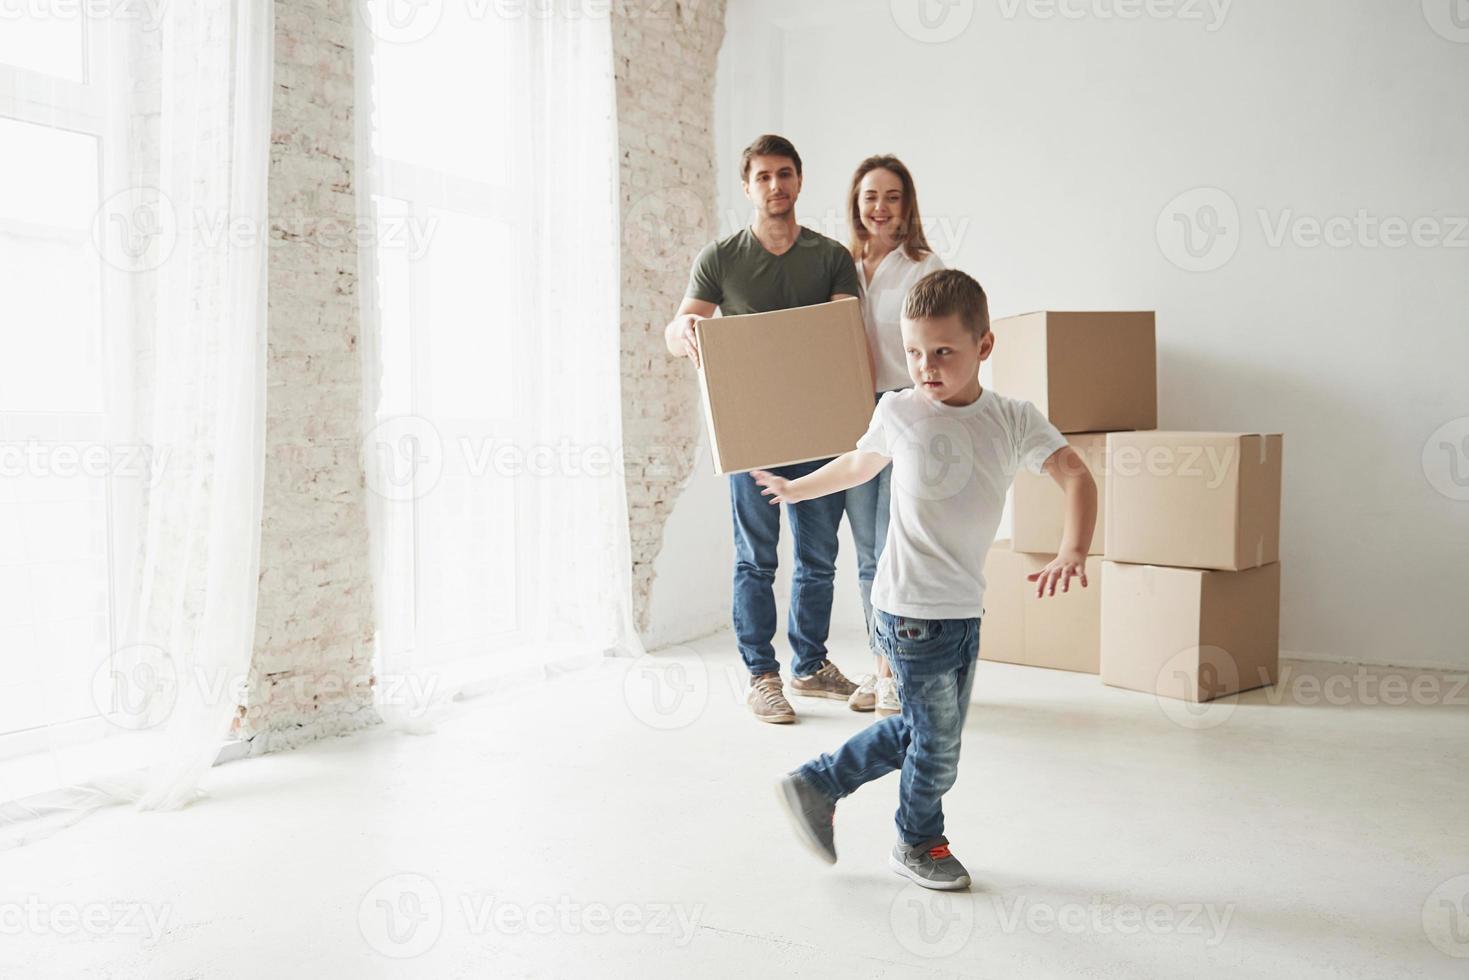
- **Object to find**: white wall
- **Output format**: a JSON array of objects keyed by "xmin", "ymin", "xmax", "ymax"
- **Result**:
[{"xmin": 711, "ymin": 0, "xmax": 1469, "ymax": 669}]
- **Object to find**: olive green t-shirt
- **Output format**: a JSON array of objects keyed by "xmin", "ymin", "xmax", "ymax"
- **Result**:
[{"xmin": 685, "ymin": 226, "xmax": 861, "ymax": 315}]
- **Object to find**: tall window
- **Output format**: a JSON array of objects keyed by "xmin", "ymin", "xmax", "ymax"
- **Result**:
[
  {"xmin": 0, "ymin": 12, "xmax": 125, "ymax": 751},
  {"xmin": 364, "ymin": 4, "xmax": 528, "ymax": 667},
  {"xmin": 358, "ymin": 0, "xmax": 640, "ymax": 705}
]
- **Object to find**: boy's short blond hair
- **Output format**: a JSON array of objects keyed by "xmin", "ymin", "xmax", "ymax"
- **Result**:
[{"xmin": 903, "ymin": 269, "xmax": 990, "ymax": 340}]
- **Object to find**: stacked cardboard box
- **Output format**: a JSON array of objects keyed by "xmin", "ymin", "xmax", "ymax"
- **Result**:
[
  {"xmin": 981, "ymin": 311, "xmax": 1157, "ymax": 674},
  {"xmin": 980, "ymin": 312, "xmax": 1285, "ymax": 703},
  {"xmin": 1100, "ymin": 432, "xmax": 1283, "ymax": 702}
]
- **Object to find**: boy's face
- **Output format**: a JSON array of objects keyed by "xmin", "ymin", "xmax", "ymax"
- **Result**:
[
  {"xmin": 902, "ymin": 313, "xmax": 993, "ymax": 406},
  {"xmin": 743, "ymin": 155, "xmax": 801, "ymax": 218}
]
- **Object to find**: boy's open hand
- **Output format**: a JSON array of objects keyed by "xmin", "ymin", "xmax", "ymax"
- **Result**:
[
  {"xmin": 1027, "ymin": 549, "xmax": 1089, "ymax": 598},
  {"xmin": 750, "ymin": 470, "xmax": 803, "ymax": 505}
]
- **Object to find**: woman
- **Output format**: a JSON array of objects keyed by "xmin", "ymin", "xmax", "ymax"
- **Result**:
[{"xmin": 842, "ymin": 155, "xmax": 944, "ymax": 718}]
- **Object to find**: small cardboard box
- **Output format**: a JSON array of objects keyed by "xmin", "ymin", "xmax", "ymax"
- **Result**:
[
  {"xmin": 1011, "ymin": 432, "xmax": 1109, "ymax": 555},
  {"xmin": 694, "ymin": 298, "xmax": 874, "ymax": 474},
  {"xmin": 990, "ymin": 311, "xmax": 1157, "ymax": 433},
  {"xmin": 981, "ymin": 541, "xmax": 1103, "ymax": 674},
  {"xmin": 1100, "ymin": 560, "xmax": 1280, "ymax": 702},
  {"xmin": 1106, "ymin": 431, "xmax": 1283, "ymax": 571}
]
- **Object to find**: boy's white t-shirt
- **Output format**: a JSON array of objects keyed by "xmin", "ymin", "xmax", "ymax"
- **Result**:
[
  {"xmin": 857, "ymin": 248, "xmax": 946, "ymax": 393},
  {"xmin": 856, "ymin": 387, "xmax": 1069, "ymax": 621}
]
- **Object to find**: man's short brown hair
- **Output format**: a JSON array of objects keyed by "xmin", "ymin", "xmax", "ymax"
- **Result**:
[
  {"xmin": 903, "ymin": 268, "xmax": 990, "ymax": 339},
  {"xmin": 740, "ymin": 134, "xmax": 802, "ymax": 182}
]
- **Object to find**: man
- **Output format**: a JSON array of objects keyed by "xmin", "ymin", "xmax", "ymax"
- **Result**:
[{"xmin": 664, "ymin": 134, "xmax": 863, "ymax": 724}]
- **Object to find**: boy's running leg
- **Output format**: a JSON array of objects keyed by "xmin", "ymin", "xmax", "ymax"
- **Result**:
[{"xmin": 886, "ymin": 614, "xmax": 981, "ymax": 889}]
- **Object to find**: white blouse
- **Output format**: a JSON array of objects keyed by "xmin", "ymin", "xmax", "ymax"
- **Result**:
[{"xmin": 856, "ymin": 247, "xmax": 946, "ymax": 393}]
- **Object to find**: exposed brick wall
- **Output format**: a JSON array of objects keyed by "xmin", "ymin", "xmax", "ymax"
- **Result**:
[
  {"xmin": 240, "ymin": 0, "xmax": 376, "ymax": 751},
  {"xmin": 611, "ymin": 0, "xmax": 727, "ymax": 631}
]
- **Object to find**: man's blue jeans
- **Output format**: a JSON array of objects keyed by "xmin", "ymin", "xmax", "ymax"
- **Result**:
[
  {"xmin": 797, "ymin": 610, "xmax": 980, "ymax": 845},
  {"xmin": 729, "ymin": 458, "xmax": 845, "ymax": 678}
]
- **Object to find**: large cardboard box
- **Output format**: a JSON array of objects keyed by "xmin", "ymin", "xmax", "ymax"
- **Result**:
[
  {"xmin": 694, "ymin": 298, "xmax": 874, "ymax": 474},
  {"xmin": 990, "ymin": 311, "xmax": 1157, "ymax": 433},
  {"xmin": 979, "ymin": 541, "xmax": 1027, "ymax": 667},
  {"xmin": 1011, "ymin": 432, "xmax": 1109, "ymax": 555},
  {"xmin": 1106, "ymin": 431, "xmax": 1283, "ymax": 571},
  {"xmin": 1100, "ymin": 560, "xmax": 1280, "ymax": 702},
  {"xmin": 981, "ymin": 541, "xmax": 1103, "ymax": 673}
]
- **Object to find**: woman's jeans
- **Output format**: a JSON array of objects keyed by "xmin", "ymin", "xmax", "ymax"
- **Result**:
[
  {"xmin": 729, "ymin": 459, "xmax": 845, "ymax": 678},
  {"xmin": 844, "ymin": 460, "xmax": 891, "ymax": 640},
  {"xmin": 797, "ymin": 610, "xmax": 981, "ymax": 845},
  {"xmin": 845, "ymin": 391, "xmax": 897, "ymax": 643}
]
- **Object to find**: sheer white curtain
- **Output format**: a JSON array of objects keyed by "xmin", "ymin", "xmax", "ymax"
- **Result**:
[
  {"xmin": 0, "ymin": 0, "xmax": 273, "ymax": 849},
  {"xmin": 355, "ymin": 0, "xmax": 640, "ymax": 730}
]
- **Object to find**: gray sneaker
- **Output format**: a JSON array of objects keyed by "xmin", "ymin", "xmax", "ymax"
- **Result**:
[
  {"xmin": 775, "ymin": 773, "xmax": 837, "ymax": 865},
  {"xmin": 889, "ymin": 836, "xmax": 971, "ymax": 890},
  {"xmin": 790, "ymin": 660, "xmax": 858, "ymax": 700}
]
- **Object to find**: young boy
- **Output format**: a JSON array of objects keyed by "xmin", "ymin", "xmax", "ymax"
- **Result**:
[{"xmin": 753, "ymin": 269, "xmax": 1097, "ymax": 890}]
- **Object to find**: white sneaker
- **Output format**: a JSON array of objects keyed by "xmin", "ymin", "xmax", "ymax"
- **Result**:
[
  {"xmin": 847, "ymin": 674, "xmax": 877, "ymax": 712},
  {"xmin": 875, "ymin": 677, "xmax": 900, "ymax": 717}
]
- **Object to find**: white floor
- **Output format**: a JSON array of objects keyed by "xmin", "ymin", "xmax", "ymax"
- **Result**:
[{"xmin": 3, "ymin": 627, "xmax": 1467, "ymax": 979}]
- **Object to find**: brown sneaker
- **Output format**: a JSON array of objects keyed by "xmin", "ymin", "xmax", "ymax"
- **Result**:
[
  {"xmin": 790, "ymin": 660, "xmax": 859, "ymax": 701},
  {"xmin": 748, "ymin": 672, "xmax": 796, "ymax": 724}
]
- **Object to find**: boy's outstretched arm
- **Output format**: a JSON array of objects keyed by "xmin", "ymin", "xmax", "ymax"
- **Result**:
[
  {"xmin": 1029, "ymin": 445, "xmax": 1098, "ymax": 598},
  {"xmin": 751, "ymin": 450, "xmax": 890, "ymax": 505}
]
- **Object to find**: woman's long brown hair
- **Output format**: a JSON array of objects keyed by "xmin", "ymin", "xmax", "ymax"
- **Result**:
[{"xmin": 846, "ymin": 154, "xmax": 933, "ymax": 263}]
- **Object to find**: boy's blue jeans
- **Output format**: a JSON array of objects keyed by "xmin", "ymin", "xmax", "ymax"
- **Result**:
[
  {"xmin": 729, "ymin": 459, "xmax": 845, "ymax": 678},
  {"xmin": 797, "ymin": 609, "xmax": 980, "ymax": 845}
]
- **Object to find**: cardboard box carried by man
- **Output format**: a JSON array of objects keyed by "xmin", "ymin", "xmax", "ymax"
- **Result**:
[{"xmin": 694, "ymin": 297, "xmax": 874, "ymax": 474}]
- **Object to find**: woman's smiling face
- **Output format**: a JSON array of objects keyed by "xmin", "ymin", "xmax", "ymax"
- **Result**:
[{"xmin": 858, "ymin": 167, "xmax": 905, "ymax": 243}]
